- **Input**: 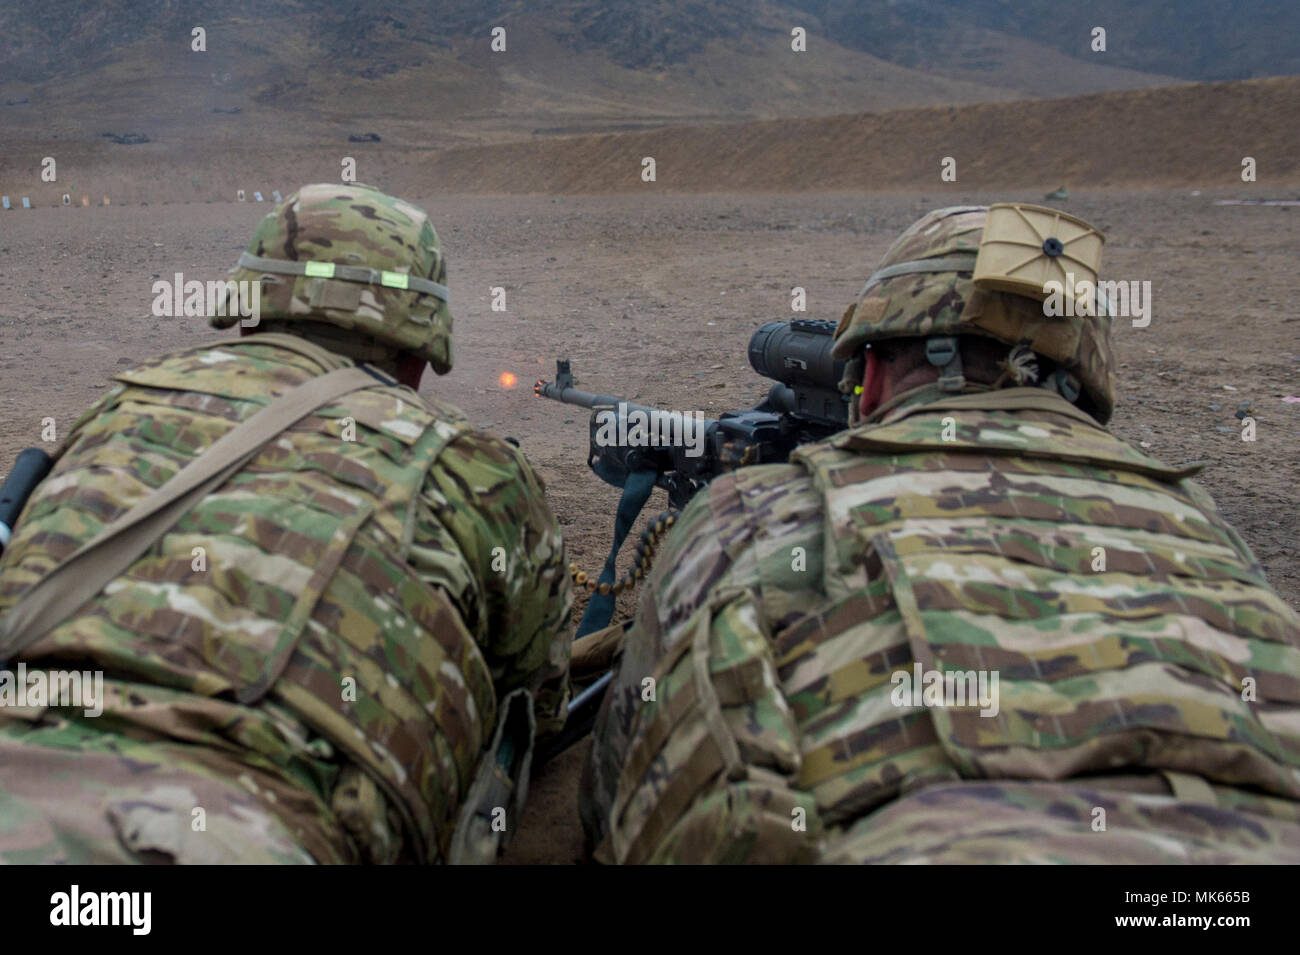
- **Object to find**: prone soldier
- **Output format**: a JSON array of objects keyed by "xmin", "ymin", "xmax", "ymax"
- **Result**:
[
  {"xmin": 0, "ymin": 183, "xmax": 571, "ymax": 864},
  {"xmin": 579, "ymin": 204, "xmax": 1300, "ymax": 864}
]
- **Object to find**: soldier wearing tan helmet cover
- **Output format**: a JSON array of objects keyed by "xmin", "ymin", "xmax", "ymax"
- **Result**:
[
  {"xmin": 580, "ymin": 205, "xmax": 1300, "ymax": 864},
  {"xmin": 0, "ymin": 184, "xmax": 572, "ymax": 863}
]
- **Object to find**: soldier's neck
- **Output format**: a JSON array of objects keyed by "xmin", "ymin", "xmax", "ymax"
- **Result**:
[{"xmin": 866, "ymin": 381, "xmax": 994, "ymax": 424}]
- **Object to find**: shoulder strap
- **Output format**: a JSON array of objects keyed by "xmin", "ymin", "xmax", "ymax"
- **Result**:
[{"xmin": 0, "ymin": 365, "xmax": 383, "ymax": 661}]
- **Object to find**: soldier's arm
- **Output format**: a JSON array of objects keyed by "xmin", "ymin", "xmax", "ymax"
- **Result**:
[
  {"xmin": 0, "ymin": 382, "xmax": 129, "ymax": 606},
  {"xmin": 408, "ymin": 430, "xmax": 573, "ymax": 736},
  {"xmin": 580, "ymin": 462, "xmax": 825, "ymax": 847}
]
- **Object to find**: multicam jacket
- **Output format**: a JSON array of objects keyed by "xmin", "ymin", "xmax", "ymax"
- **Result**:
[
  {"xmin": 0, "ymin": 334, "xmax": 571, "ymax": 863},
  {"xmin": 581, "ymin": 384, "xmax": 1300, "ymax": 863}
]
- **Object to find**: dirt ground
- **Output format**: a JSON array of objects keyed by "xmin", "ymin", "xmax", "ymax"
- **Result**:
[{"xmin": 1, "ymin": 189, "xmax": 1297, "ymax": 863}]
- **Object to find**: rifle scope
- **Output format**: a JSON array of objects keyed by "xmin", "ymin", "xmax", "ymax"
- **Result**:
[{"xmin": 747, "ymin": 319, "xmax": 845, "ymax": 395}]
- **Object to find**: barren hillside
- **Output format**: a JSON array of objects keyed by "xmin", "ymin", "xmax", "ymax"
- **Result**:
[
  {"xmin": 0, "ymin": 0, "xmax": 1191, "ymax": 150},
  {"xmin": 4, "ymin": 75, "xmax": 1297, "ymax": 206}
]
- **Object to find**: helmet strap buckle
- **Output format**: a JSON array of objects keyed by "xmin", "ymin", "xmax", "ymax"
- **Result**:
[{"xmin": 926, "ymin": 336, "xmax": 966, "ymax": 392}]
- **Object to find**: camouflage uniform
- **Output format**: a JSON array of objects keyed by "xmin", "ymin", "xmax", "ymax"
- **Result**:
[
  {"xmin": 580, "ymin": 206, "xmax": 1300, "ymax": 864},
  {"xmin": 0, "ymin": 185, "xmax": 571, "ymax": 864}
]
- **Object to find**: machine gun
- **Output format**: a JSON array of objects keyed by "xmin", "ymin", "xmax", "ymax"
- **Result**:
[
  {"xmin": 532, "ymin": 320, "xmax": 850, "ymax": 765},
  {"xmin": 535, "ymin": 318, "xmax": 849, "ymax": 510}
]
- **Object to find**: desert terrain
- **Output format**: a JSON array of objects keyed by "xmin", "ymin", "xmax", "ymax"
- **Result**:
[{"xmin": 2, "ymin": 186, "xmax": 1297, "ymax": 862}]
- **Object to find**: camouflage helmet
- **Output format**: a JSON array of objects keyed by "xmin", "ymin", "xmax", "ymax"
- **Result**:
[
  {"xmin": 211, "ymin": 183, "xmax": 454, "ymax": 374},
  {"xmin": 832, "ymin": 205, "xmax": 1116, "ymax": 423}
]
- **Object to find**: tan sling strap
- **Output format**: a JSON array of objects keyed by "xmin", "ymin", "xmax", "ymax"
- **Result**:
[{"xmin": 0, "ymin": 364, "xmax": 387, "ymax": 661}]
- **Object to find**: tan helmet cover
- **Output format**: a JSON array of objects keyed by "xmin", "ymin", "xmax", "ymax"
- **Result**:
[{"xmin": 832, "ymin": 204, "xmax": 1116, "ymax": 422}]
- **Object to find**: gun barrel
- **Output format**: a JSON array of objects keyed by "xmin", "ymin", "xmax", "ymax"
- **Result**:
[
  {"xmin": 533, "ymin": 379, "xmax": 624, "ymax": 409},
  {"xmin": 534, "ymin": 360, "xmax": 662, "ymax": 417}
]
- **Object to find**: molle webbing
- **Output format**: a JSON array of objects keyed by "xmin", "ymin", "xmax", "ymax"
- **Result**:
[
  {"xmin": 0, "ymin": 365, "xmax": 384, "ymax": 660},
  {"xmin": 789, "ymin": 407, "xmax": 1300, "ymax": 820}
]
